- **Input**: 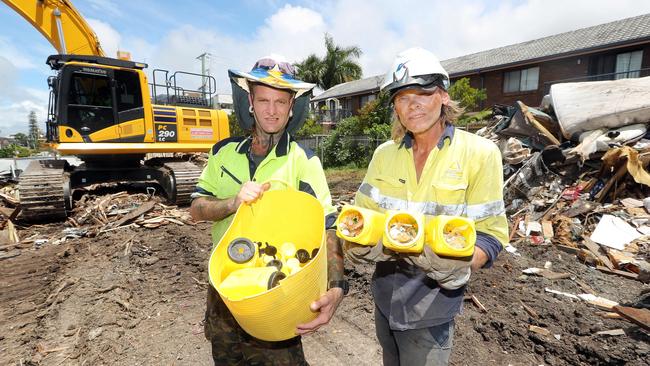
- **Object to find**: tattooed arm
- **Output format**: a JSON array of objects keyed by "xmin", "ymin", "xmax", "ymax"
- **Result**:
[
  {"xmin": 190, "ymin": 196, "xmax": 237, "ymax": 222},
  {"xmin": 190, "ymin": 181, "xmax": 271, "ymax": 222},
  {"xmin": 296, "ymin": 229, "xmax": 345, "ymax": 335},
  {"xmin": 326, "ymin": 229, "xmax": 345, "ymax": 282}
]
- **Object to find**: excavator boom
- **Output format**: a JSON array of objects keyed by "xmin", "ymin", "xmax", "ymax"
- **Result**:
[{"xmin": 2, "ymin": 0, "xmax": 104, "ymax": 56}]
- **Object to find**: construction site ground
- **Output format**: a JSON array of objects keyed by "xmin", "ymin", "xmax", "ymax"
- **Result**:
[{"xmin": 1, "ymin": 168, "xmax": 649, "ymax": 366}]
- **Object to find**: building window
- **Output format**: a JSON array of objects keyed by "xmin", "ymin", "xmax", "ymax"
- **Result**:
[
  {"xmin": 503, "ymin": 66, "xmax": 539, "ymax": 93},
  {"xmin": 615, "ymin": 50, "xmax": 643, "ymax": 79},
  {"xmin": 359, "ymin": 94, "xmax": 376, "ymax": 108},
  {"xmin": 342, "ymin": 98, "xmax": 351, "ymax": 111}
]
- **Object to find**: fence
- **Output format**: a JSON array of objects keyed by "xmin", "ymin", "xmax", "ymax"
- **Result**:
[
  {"xmin": 297, "ymin": 135, "xmax": 386, "ymax": 168},
  {"xmin": 312, "ymin": 109, "xmax": 353, "ymax": 125}
]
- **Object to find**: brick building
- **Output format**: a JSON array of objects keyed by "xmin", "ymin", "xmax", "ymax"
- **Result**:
[{"xmin": 312, "ymin": 13, "xmax": 650, "ymax": 122}]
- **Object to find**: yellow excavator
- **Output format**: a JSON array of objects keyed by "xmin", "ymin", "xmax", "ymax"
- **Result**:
[{"xmin": 2, "ymin": 0, "xmax": 229, "ymax": 220}]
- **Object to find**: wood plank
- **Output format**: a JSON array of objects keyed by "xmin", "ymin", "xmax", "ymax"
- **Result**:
[
  {"xmin": 529, "ymin": 325, "xmax": 550, "ymax": 336},
  {"xmin": 574, "ymin": 279, "xmax": 596, "ymax": 294},
  {"xmin": 112, "ymin": 201, "xmax": 156, "ymax": 228},
  {"xmin": 539, "ymin": 270, "xmax": 571, "ymax": 280},
  {"xmin": 520, "ymin": 301, "xmax": 539, "ymax": 319},
  {"xmin": 582, "ymin": 237, "xmax": 615, "ymax": 270},
  {"xmin": 613, "ymin": 305, "xmax": 650, "ymax": 331},
  {"xmin": 556, "ymin": 245, "xmax": 579, "ymax": 255},
  {"xmin": 596, "ymin": 265, "xmax": 639, "ymax": 280},
  {"xmin": 596, "ymin": 329, "xmax": 625, "ymax": 336},
  {"xmin": 542, "ymin": 220, "xmax": 554, "ymax": 238}
]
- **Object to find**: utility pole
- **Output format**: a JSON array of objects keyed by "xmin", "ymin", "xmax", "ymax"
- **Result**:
[{"xmin": 196, "ymin": 52, "xmax": 212, "ymax": 94}]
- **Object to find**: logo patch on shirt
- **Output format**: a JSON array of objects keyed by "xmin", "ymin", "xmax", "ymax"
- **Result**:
[{"xmin": 443, "ymin": 161, "xmax": 463, "ymax": 180}]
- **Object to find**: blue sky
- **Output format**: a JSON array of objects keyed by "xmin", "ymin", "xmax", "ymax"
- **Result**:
[{"xmin": 1, "ymin": 0, "xmax": 649, "ymax": 135}]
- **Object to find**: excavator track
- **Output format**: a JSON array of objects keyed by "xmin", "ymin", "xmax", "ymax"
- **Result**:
[
  {"xmin": 17, "ymin": 160, "xmax": 69, "ymax": 221},
  {"xmin": 162, "ymin": 161, "xmax": 202, "ymax": 206}
]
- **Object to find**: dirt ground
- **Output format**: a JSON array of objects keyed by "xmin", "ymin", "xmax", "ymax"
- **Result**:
[{"xmin": 1, "ymin": 169, "xmax": 649, "ymax": 366}]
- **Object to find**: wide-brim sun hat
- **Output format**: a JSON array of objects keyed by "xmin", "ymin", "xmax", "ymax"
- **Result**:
[{"xmin": 230, "ymin": 55, "xmax": 316, "ymax": 133}]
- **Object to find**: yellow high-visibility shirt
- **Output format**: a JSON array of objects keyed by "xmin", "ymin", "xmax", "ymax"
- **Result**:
[
  {"xmin": 356, "ymin": 128, "xmax": 508, "ymax": 247},
  {"xmin": 355, "ymin": 125, "xmax": 509, "ymax": 330},
  {"xmin": 193, "ymin": 132, "xmax": 337, "ymax": 248}
]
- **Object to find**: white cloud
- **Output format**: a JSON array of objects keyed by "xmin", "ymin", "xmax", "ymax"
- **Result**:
[
  {"xmin": 87, "ymin": 18, "xmax": 123, "ymax": 58},
  {"xmin": 0, "ymin": 36, "xmax": 38, "ymax": 70},
  {"xmin": 143, "ymin": 5, "xmax": 327, "ymax": 95},
  {"xmin": 2, "ymin": 0, "xmax": 649, "ymax": 135},
  {"xmin": 85, "ymin": 0, "xmax": 122, "ymax": 18},
  {"xmin": 0, "ymin": 98, "xmax": 48, "ymax": 135},
  {"xmin": 320, "ymin": 0, "xmax": 650, "ymax": 77}
]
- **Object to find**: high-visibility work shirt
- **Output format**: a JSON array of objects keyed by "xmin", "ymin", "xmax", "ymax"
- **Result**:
[
  {"xmin": 355, "ymin": 124, "xmax": 509, "ymax": 330},
  {"xmin": 193, "ymin": 132, "xmax": 337, "ymax": 247}
]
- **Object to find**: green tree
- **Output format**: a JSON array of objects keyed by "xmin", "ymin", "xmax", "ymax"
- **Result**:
[
  {"xmin": 448, "ymin": 77, "xmax": 487, "ymax": 111},
  {"xmin": 13, "ymin": 132, "xmax": 29, "ymax": 147},
  {"xmin": 295, "ymin": 33, "xmax": 363, "ymax": 90},
  {"xmin": 321, "ymin": 91, "xmax": 393, "ymax": 168},
  {"xmin": 28, "ymin": 110, "xmax": 39, "ymax": 149},
  {"xmin": 227, "ymin": 112, "xmax": 246, "ymax": 137},
  {"xmin": 294, "ymin": 118, "xmax": 322, "ymax": 139},
  {"xmin": 0, "ymin": 144, "xmax": 31, "ymax": 158},
  {"xmin": 356, "ymin": 91, "xmax": 392, "ymax": 131}
]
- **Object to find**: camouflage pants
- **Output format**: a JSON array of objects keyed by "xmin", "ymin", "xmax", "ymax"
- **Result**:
[{"xmin": 205, "ymin": 286, "xmax": 309, "ymax": 366}]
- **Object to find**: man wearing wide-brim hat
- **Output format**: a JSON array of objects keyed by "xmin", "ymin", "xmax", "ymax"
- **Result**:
[{"xmin": 190, "ymin": 55, "xmax": 347, "ymax": 365}]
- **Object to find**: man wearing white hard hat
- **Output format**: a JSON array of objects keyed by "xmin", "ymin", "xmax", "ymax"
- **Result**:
[
  {"xmin": 343, "ymin": 47, "xmax": 508, "ymax": 365},
  {"xmin": 190, "ymin": 55, "xmax": 347, "ymax": 365}
]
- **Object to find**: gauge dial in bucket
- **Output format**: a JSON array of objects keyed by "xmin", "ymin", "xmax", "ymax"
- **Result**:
[{"xmin": 227, "ymin": 238, "xmax": 257, "ymax": 264}]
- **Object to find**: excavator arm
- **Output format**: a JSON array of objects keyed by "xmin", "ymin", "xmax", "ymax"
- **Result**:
[{"xmin": 2, "ymin": 0, "xmax": 104, "ymax": 56}]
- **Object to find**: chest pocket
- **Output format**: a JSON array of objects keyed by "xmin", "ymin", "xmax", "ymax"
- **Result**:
[
  {"xmin": 217, "ymin": 164, "xmax": 245, "ymax": 199},
  {"xmin": 431, "ymin": 181, "xmax": 468, "ymax": 216},
  {"xmin": 373, "ymin": 174, "xmax": 407, "ymax": 210}
]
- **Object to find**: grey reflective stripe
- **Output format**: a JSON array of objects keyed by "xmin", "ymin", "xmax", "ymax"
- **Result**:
[
  {"xmin": 358, "ymin": 182, "xmax": 465, "ymax": 215},
  {"xmin": 467, "ymin": 200, "xmax": 505, "ymax": 221},
  {"xmin": 358, "ymin": 182, "xmax": 503, "ymax": 219}
]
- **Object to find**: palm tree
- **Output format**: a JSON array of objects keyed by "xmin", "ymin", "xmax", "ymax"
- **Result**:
[{"xmin": 295, "ymin": 33, "xmax": 363, "ymax": 90}]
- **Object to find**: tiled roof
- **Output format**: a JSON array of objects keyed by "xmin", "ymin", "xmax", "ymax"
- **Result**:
[
  {"xmin": 312, "ymin": 13, "xmax": 650, "ymax": 99},
  {"xmin": 442, "ymin": 13, "xmax": 650, "ymax": 76},
  {"xmin": 311, "ymin": 75, "xmax": 383, "ymax": 102}
]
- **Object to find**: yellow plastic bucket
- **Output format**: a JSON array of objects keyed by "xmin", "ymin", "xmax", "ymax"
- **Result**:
[
  {"xmin": 208, "ymin": 188, "xmax": 327, "ymax": 341},
  {"xmin": 425, "ymin": 215, "xmax": 476, "ymax": 257},
  {"xmin": 335, "ymin": 205, "xmax": 385, "ymax": 245},
  {"xmin": 383, "ymin": 210, "xmax": 425, "ymax": 253}
]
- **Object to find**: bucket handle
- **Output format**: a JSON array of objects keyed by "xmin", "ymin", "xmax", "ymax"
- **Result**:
[
  {"xmin": 263, "ymin": 178, "xmax": 294, "ymax": 191},
  {"xmin": 245, "ymin": 179, "xmax": 292, "ymax": 215}
]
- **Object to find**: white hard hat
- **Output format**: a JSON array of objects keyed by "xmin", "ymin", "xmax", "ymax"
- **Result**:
[{"xmin": 380, "ymin": 47, "xmax": 449, "ymax": 100}]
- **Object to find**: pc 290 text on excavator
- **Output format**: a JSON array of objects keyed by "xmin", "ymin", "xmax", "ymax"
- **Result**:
[{"xmin": 2, "ymin": 0, "xmax": 230, "ymax": 221}]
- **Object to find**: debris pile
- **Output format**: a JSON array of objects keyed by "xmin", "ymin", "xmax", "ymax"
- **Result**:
[
  {"xmin": 476, "ymin": 76, "xmax": 650, "ymax": 330},
  {"xmin": 0, "ymin": 188, "xmax": 196, "ymax": 260}
]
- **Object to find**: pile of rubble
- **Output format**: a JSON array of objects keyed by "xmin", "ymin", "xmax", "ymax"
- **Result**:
[
  {"xmin": 0, "ymin": 186, "xmax": 196, "ymax": 260},
  {"xmin": 477, "ymin": 76, "xmax": 650, "ymax": 329}
]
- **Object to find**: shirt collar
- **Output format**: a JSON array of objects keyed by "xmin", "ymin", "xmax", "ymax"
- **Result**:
[
  {"xmin": 399, "ymin": 123, "xmax": 455, "ymax": 150},
  {"xmin": 235, "ymin": 131, "xmax": 291, "ymax": 157}
]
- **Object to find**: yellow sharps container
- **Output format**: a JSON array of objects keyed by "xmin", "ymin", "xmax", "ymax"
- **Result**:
[
  {"xmin": 335, "ymin": 205, "xmax": 385, "ymax": 245},
  {"xmin": 425, "ymin": 215, "xmax": 476, "ymax": 257},
  {"xmin": 382, "ymin": 210, "xmax": 425, "ymax": 253}
]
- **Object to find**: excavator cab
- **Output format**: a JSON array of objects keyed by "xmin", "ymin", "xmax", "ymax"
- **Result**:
[
  {"xmin": 46, "ymin": 55, "xmax": 148, "ymax": 145},
  {"xmin": 16, "ymin": 54, "xmax": 229, "ymax": 221}
]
